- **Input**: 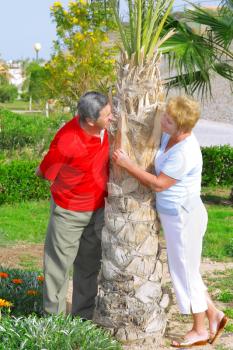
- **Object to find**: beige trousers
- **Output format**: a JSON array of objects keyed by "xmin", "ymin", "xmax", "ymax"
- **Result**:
[
  {"xmin": 43, "ymin": 199, "xmax": 104, "ymax": 319},
  {"xmin": 159, "ymin": 198, "xmax": 208, "ymax": 314}
]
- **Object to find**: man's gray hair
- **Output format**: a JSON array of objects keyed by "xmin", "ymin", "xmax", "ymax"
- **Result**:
[{"xmin": 77, "ymin": 91, "xmax": 109, "ymax": 122}]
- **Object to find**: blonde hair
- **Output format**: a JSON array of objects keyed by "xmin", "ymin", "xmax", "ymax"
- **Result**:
[{"xmin": 166, "ymin": 96, "xmax": 200, "ymax": 132}]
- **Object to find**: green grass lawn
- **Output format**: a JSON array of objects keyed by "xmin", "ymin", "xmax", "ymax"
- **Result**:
[
  {"xmin": 201, "ymin": 186, "xmax": 233, "ymax": 260},
  {"xmin": 0, "ymin": 188, "xmax": 231, "ymax": 349},
  {"xmin": 203, "ymin": 204, "xmax": 233, "ymax": 260},
  {"xmin": 0, "ymin": 100, "xmax": 39, "ymax": 111},
  {"xmin": 0, "ymin": 187, "xmax": 232, "ymax": 261},
  {"xmin": 0, "ymin": 200, "xmax": 50, "ymax": 244},
  {"xmin": 204, "ymin": 269, "xmax": 233, "ymax": 333}
]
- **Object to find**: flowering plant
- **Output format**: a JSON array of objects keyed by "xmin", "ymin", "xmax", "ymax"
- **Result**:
[
  {"xmin": 0, "ymin": 298, "xmax": 13, "ymax": 319},
  {"xmin": 0, "ymin": 267, "xmax": 43, "ymax": 316}
]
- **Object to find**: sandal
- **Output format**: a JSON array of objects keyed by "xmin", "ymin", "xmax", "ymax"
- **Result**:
[
  {"xmin": 208, "ymin": 315, "xmax": 228, "ymax": 345},
  {"xmin": 171, "ymin": 338, "xmax": 209, "ymax": 348}
]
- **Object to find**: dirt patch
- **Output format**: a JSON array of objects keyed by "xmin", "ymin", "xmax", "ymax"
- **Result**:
[
  {"xmin": 161, "ymin": 276, "xmax": 233, "ymax": 349},
  {"xmin": 1, "ymin": 243, "xmax": 233, "ymax": 349},
  {"xmin": 0, "ymin": 243, "xmax": 44, "ymax": 270},
  {"xmin": 161, "ymin": 250, "xmax": 233, "ymax": 349}
]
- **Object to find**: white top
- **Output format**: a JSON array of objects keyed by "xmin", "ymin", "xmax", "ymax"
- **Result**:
[
  {"xmin": 100, "ymin": 129, "xmax": 105, "ymax": 144},
  {"xmin": 154, "ymin": 132, "xmax": 202, "ymax": 215}
]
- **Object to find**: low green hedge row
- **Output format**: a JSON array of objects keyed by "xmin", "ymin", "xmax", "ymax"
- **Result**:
[
  {"xmin": 0, "ymin": 109, "xmax": 70, "ymax": 152},
  {"xmin": 0, "ymin": 145, "xmax": 232, "ymax": 204},
  {"xmin": 0, "ymin": 160, "xmax": 50, "ymax": 205},
  {"xmin": 202, "ymin": 145, "xmax": 233, "ymax": 186}
]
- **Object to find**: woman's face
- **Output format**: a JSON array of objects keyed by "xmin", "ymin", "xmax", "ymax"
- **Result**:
[{"xmin": 161, "ymin": 112, "xmax": 178, "ymax": 136}]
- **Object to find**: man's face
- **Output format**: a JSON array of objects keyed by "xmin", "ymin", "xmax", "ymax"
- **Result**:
[
  {"xmin": 161, "ymin": 111, "xmax": 178, "ymax": 136},
  {"xmin": 95, "ymin": 103, "xmax": 113, "ymax": 130}
]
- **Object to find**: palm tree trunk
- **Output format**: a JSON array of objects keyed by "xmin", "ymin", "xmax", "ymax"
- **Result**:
[{"xmin": 94, "ymin": 51, "xmax": 170, "ymax": 349}]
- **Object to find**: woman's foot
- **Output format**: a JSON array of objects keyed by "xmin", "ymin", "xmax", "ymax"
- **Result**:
[
  {"xmin": 208, "ymin": 312, "xmax": 229, "ymax": 345},
  {"xmin": 171, "ymin": 329, "xmax": 209, "ymax": 348},
  {"xmin": 208, "ymin": 310, "xmax": 224, "ymax": 339}
]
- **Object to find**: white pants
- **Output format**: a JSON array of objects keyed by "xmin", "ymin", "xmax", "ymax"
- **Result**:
[{"xmin": 159, "ymin": 200, "xmax": 208, "ymax": 314}]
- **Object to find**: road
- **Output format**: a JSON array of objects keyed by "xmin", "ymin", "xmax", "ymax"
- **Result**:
[{"xmin": 193, "ymin": 119, "xmax": 233, "ymax": 147}]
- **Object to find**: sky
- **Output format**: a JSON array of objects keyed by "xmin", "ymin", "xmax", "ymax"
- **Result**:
[{"xmin": 0, "ymin": 0, "xmax": 220, "ymax": 61}]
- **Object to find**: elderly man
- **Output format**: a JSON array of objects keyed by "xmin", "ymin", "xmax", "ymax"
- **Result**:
[{"xmin": 36, "ymin": 91, "xmax": 112, "ymax": 319}]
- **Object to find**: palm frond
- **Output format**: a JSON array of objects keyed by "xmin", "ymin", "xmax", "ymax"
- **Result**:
[
  {"xmin": 185, "ymin": 4, "xmax": 233, "ymax": 50},
  {"xmin": 159, "ymin": 8, "xmax": 233, "ymax": 96},
  {"xmin": 136, "ymin": 0, "xmax": 142, "ymax": 62},
  {"xmin": 165, "ymin": 70, "xmax": 212, "ymax": 98},
  {"xmin": 141, "ymin": 0, "xmax": 154, "ymax": 45},
  {"xmin": 143, "ymin": 0, "xmax": 165, "ymax": 54},
  {"xmin": 128, "ymin": 0, "xmax": 136, "ymax": 52},
  {"xmin": 159, "ymin": 17, "xmax": 216, "ymax": 97},
  {"xmin": 110, "ymin": 0, "xmax": 131, "ymax": 56},
  {"xmin": 219, "ymin": 0, "xmax": 233, "ymax": 13},
  {"xmin": 111, "ymin": 0, "xmax": 233, "ymax": 98},
  {"xmin": 147, "ymin": 0, "xmax": 174, "ymax": 58},
  {"xmin": 110, "ymin": 0, "xmax": 175, "ymax": 64},
  {"xmin": 212, "ymin": 61, "xmax": 233, "ymax": 80}
]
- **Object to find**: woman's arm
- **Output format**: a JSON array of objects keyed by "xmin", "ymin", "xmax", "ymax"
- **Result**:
[{"xmin": 112, "ymin": 149, "xmax": 176, "ymax": 192}]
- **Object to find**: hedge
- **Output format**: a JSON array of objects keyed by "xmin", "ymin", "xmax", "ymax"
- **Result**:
[
  {"xmin": 0, "ymin": 160, "xmax": 49, "ymax": 205},
  {"xmin": 0, "ymin": 145, "xmax": 232, "ymax": 204},
  {"xmin": 0, "ymin": 83, "xmax": 18, "ymax": 103},
  {"xmin": 0, "ymin": 109, "xmax": 70, "ymax": 152},
  {"xmin": 201, "ymin": 145, "xmax": 233, "ymax": 186}
]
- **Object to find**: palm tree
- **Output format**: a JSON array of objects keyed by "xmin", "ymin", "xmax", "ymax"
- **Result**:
[{"xmin": 94, "ymin": 1, "xmax": 233, "ymax": 349}]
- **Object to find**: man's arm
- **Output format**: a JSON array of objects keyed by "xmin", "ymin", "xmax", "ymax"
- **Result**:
[
  {"xmin": 35, "ymin": 166, "xmax": 54, "ymax": 184},
  {"xmin": 35, "ymin": 166, "xmax": 44, "ymax": 179},
  {"xmin": 35, "ymin": 125, "xmax": 69, "ymax": 182}
]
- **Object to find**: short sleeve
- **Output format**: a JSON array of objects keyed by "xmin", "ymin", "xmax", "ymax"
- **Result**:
[{"xmin": 161, "ymin": 148, "xmax": 189, "ymax": 180}]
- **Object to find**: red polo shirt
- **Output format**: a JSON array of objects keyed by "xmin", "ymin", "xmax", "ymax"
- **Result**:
[{"xmin": 39, "ymin": 116, "xmax": 109, "ymax": 211}]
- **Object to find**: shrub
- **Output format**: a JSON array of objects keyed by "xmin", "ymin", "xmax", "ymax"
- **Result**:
[
  {"xmin": 0, "ymin": 268, "xmax": 43, "ymax": 316},
  {"xmin": 20, "ymin": 91, "xmax": 30, "ymax": 101},
  {"xmin": 217, "ymin": 290, "xmax": 233, "ymax": 303},
  {"xmin": 0, "ymin": 314, "xmax": 122, "ymax": 350},
  {"xmin": 0, "ymin": 84, "xmax": 18, "ymax": 103},
  {"xmin": 201, "ymin": 145, "xmax": 233, "ymax": 186},
  {"xmin": 0, "ymin": 113, "xmax": 232, "ymax": 205},
  {"xmin": 0, "ymin": 109, "xmax": 70, "ymax": 152},
  {"xmin": 225, "ymin": 238, "xmax": 233, "ymax": 257},
  {"xmin": 0, "ymin": 268, "xmax": 121, "ymax": 349},
  {"xmin": 0, "ymin": 160, "xmax": 49, "ymax": 204}
]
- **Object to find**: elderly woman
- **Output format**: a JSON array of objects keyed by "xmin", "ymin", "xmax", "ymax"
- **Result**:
[{"xmin": 113, "ymin": 96, "xmax": 228, "ymax": 348}]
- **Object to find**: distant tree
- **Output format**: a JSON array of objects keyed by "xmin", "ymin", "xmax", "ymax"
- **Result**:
[
  {"xmin": 45, "ymin": 0, "xmax": 117, "ymax": 112},
  {"xmin": 22, "ymin": 62, "xmax": 50, "ymax": 103},
  {"xmin": 0, "ymin": 61, "xmax": 18, "ymax": 102},
  {"xmin": 0, "ymin": 84, "xmax": 18, "ymax": 103},
  {"xmin": 0, "ymin": 61, "xmax": 11, "ymax": 84}
]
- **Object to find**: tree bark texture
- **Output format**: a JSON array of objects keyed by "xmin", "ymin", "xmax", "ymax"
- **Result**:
[{"xmin": 94, "ymin": 51, "xmax": 170, "ymax": 349}]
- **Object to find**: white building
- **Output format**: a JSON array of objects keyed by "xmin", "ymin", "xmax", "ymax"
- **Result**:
[{"xmin": 7, "ymin": 61, "xmax": 25, "ymax": 94}]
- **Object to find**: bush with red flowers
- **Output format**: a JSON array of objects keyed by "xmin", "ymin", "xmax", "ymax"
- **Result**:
[{"xmin": 0, "ymin": 267, "xmax": 43, "ymax": 316}]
